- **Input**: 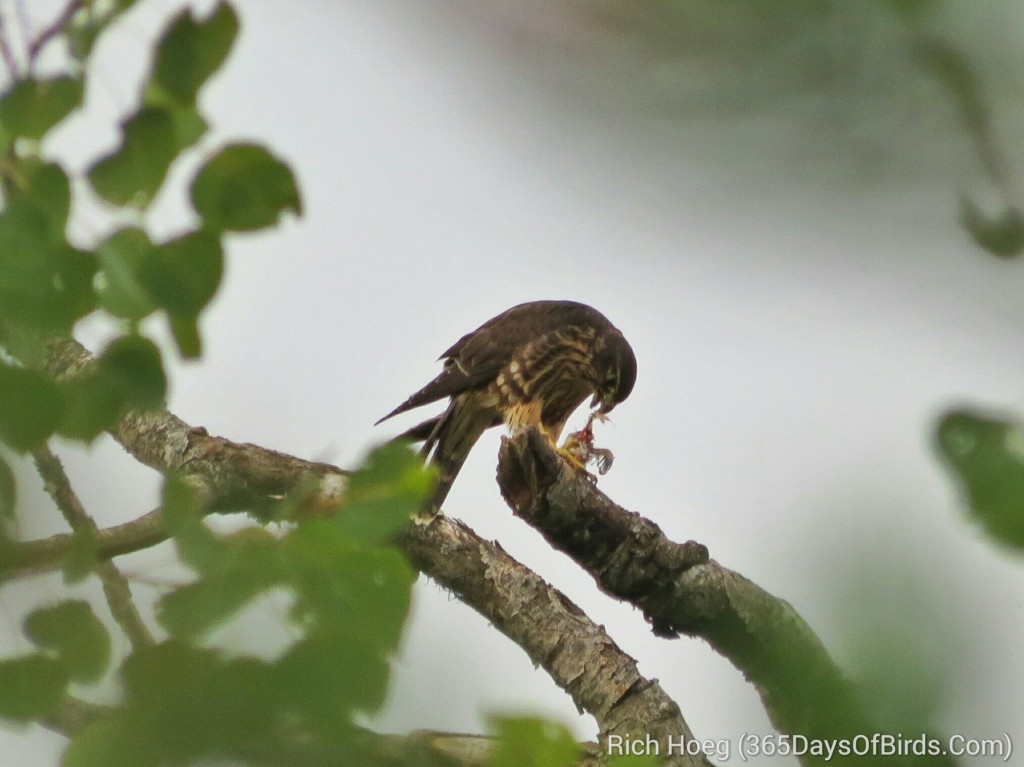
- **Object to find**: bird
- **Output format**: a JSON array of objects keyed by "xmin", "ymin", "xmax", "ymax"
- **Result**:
[{"xmin": 376, "ymin": 300, "xmax": 637, "ymax": 513}]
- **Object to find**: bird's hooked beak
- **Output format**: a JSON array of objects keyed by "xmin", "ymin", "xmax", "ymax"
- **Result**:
[{"xmin": 591, "ymin": 392, "xmax": 617, "ymax": 415}]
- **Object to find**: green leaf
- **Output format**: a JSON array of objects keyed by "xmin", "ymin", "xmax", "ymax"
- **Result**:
[
  {"xmin": 0, "ymin": 364, "xmax": 63, "ymax": 451},
  {"xmin": 66, "ymin": 0, "xmax": 142, "ymax": 62},
  {"xmin": 935, "ymin": 408, "xmax": 1024, "ymax": 550},
  {"xmin": 0, "ymin": 200, "xmax": 51, "ymax": 289},
  {"xmin": 286, "ymin": 523, "xmax": 414, "ymax": 650},
  {"xmin": 157, "ymin": 528, "xmax": 287, "ymax": 638},
  {"xmin": 190, "ymin": 143, "xmax": 302, "ymax": 232},
  {"xmin": 97, "ymin": 335, "xmax": 166, "ymax": 410},
  {"xmin": 169, "ymin": 313, "xmax": 202, "ymax": 359},
  {"xmin": 88, "ymin": 107, "xmax": 178, "ymax": 207},
  {"xmin": 276, "ymin": 629, "xmax": 391, "ymax": 717},
  {"xmin": 161, "ymin": 474, "xmax": 222, "ymax": 571},
  {"xmin": 0, "ymin": 655, "xmax": 67, "ymax": 720},
  {"xmin": 57, "ymin": 373, "xmax": 124, "ymax": 442},
  {"xmin": 0, "ymin": 323, "xmax": 53, "ymax": 368},
  {"xmin": 4, "ymin": 160, "xmax": 71, "ymax": 244},
  {"xmin": 48, "ymin": 246, "xmax": 98, "ymax": 328},
  {"xmin": 167, "ymin": 105, "xmax": 208, "ymax": 150},
  {"xmin": 64, "ymin": 718, "xmax": 154, "ymax": 767},
  {"xmin": 607, "ymin": 756, "xmax": 663, "ymax": 767},
  {"xmin": 0, "ymin": 194, "xmax": 93, "ymax": 326},
  {"xmin": 0, "ymin": 226, "xmax": 96, "ymax": 333},
  {"xmin": 25, "ymin": 600, "xmax": 110, "ymax": 682},
  {"xmin": 335, "ymin": 442, "xmax": 432, "ymax": 543},
  {"xmin": 140, "ymin": 229, "xmax": 223, "ymax": 316},
  {"xmin": 152, "ymin": 3, "xmax": 239, "ymax": 106},
  {"xmin": 58, "ymin": 333, "xmax": 165, "ymax": 441},
  {"xmin": 0, "ymin": 76, "xmax": 83, "ymax": 139},
  {"xmin": 881, "ymin": 0, "xmax": 940, "ymax": 20},
  {"xmin": 119, "ymin": 642, "xmax": 278, "ymax": 760},
  {"xmin": 0, "ymin": 456, "xmax": 14, "ymax": 522},
  {"xmin": 96, "ymin": 228, "xmax": 158, "ymax": 321},
  {"xmin": 489, "ymin": 717, "xmax": 581, "ymax": 767},
  {"xmin": 960, "ymin": 197, "xmax": 1024, "ymax": 258},
  {"xmin": 63, "ymin": 528, "xmax": 99, "ymax": 585}
]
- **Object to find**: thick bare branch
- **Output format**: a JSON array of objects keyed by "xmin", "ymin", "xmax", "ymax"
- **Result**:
[
  {"xmin": 496, "ymin": 429, "xmax": 908, "ymax": 764},
  {"xmin": 401, "ymin": 516, "xmax": 708, "ymax": 766}
]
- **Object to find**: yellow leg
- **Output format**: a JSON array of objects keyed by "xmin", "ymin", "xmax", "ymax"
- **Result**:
[{"xmin": 554, "ymin": 429, "xmax": 594, "ymax": 475}]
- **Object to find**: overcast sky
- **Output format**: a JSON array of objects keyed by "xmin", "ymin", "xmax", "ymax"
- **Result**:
[{"xmin": 4, "ymin": 1, "xmax": 1024, "ymax": 764}]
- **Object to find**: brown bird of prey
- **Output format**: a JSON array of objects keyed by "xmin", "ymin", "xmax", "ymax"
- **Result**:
[{"xmin": 376, "ymin": 300, "xmax": 637, "ymax": 512}]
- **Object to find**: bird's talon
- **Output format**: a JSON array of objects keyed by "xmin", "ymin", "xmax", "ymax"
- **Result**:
[
  {"xmin": 559, "ymin": 412, "xmax": 615, "ymax": 478},
  {"xmin": 555, "ymin": 445, "xmax": 591, "ymax": 473}
]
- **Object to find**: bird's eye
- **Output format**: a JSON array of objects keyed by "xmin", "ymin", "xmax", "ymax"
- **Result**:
[{"xmin": 604, "ymin": 371, "xmax": 618, "ymax": 391}]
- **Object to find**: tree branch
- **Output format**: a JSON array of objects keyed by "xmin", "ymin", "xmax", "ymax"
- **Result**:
[
  {"xmin": 33, "ymin": 445, "xmax": 154, "ymax": 648},
  {"xmin": 0, "ymin": 12, "xmax": 21, "ymax": 81},
  {"xmin": 401, "ymin": 516, "xmax": 707, "ymax": 766},
  {"xmin": 1, "ymin": 506, "xmax": 167, "ymax": 579},
  {"xmin": 41, "ymin": 337, "xmax": 706, "ymax": 765},
  {"xmin": 496, "ymin": 428, "xmax": 952, "ymax": 766},
  {"xmin": 27, "ymin": 0, "xmax": 85, "ymax": 66}
]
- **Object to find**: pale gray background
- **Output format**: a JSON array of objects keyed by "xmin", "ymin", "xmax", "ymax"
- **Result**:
[{"xmin": 3, "ymin": 1, "xmax": 1024, "ymax": 764}]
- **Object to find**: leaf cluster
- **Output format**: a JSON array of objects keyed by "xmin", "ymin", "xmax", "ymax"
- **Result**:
[
  {"xmin": 1, "ymin": 444, "xmax": 429, "ymax": 767},
  {"xmin": 0, "ymin": 1, "xmax": 301, "ymax": 494}
]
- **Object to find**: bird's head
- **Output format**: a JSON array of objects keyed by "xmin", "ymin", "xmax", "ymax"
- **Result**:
[{"xmin": 589, "ymin": 329, "xmax": 637, "ymax": 415}]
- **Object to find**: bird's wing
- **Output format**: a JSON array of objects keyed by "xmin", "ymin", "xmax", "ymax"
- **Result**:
[
  {"xmin": 443, "ymin": 301, "xmax": 601, "ymax": 378},
  {"xmin": 377, "ymin": 301, "xmax": 606, "ymax": 425},
  {"xmin": 374, "ymin": 362, "xmax": 473, "ymax": 425}
]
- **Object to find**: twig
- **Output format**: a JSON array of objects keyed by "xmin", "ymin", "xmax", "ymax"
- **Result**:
[
  {"xmin": 33, "ymin": 445, "xmax": 154, "ymax": 649},
  {"xmin": 0, "ymin": 12, "xmax": 21, "ymax": 81},
  {"xmin": 1, "ymin": 506, "xmax": 168, "ymax": 580},
  {"xmin": 13, "ymin": 0, "xmax": 29, "ymax": 64},
  {"xmin": 27, "ymin": 0, "xmax": 85, "ymax": 66}
]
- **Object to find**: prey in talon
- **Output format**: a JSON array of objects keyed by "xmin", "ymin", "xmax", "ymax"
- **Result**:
[{"xmin": 562, "ymin": 411, "xmax": 615, "ymax": 481}]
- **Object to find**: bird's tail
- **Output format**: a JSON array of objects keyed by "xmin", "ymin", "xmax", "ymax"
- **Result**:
[
  {"xmin": 385, "ymin": 397, "xmax": 495, "ymax": 513},
  {"xmin": 395, "ymin": 398, "xmax": 492, "ymax": 514}
]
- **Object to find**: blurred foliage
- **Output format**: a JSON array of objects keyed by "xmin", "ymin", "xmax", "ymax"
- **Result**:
[
  {"xmin": 935, "ymin": 408, "xmax": 1024, "ymax": 552},
  {"xmin": 958, "ymin": 197, "xmax": 1024, "ymax": 258},
  {"xmin": 56, "ymin": 448, "xmax": 426, "ymax": 767},
  {"xmin": 0, "ymin": 1, "xmax": 433, "ymax": 764},
  {"xmin": 487, "ymin": 717, "xmax": 581, "ymax": 767},
  {"xmin": 191, "ymin": 143, "xmax": 302, "ymax": 232},
  {"xmin": 0, "ymin": 0, "xmax": 299, "ymax": 449},
  {"xmin": 492, "ymin": 0, "xmax": 1024, "ymax": 258},
  {"xmin": 0, "ymin": 601, "xmax": 109, "ymax": 720},
  {"xmin": 0, "ymin": 455, "xmax": 14, "ymax": 523},
  {"xmin": 606, "ymin": 757, "xmax": 661, "ymax": 767}
]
